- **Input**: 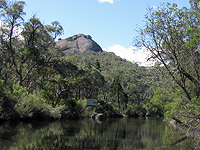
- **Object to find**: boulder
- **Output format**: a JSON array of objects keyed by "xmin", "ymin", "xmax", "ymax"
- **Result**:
[
  {"xmin": 95, "ymin": 113, "xmax": 107, "ymax": 120},
  {"xmin": 91, "ymin": 112, "xmax": 98, "ymax": 119},
  {"xmin": 56, "ymin": 34, "xmax": 103, "ymax": 55},
  {"xmin": 122, "ymin": 114, "xmax": 129, "ymax": 118},
  {"xmin": 170, "ymin": 119, "xmax": 177, "ymax": 127}
]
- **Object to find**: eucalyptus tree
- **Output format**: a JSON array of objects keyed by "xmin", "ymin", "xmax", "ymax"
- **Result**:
[
  {"xmin": 0, "ymin": 1, "xmax": 25, "ymax": 86},
  {"xmin": 81, "ymin": 68, "xmax": 105, "ymax": 99},
  {"xmin": 41, "ymin": 60, "xmax": 79, "ymax": 107},
  {"xmin": 45, "ymin": 21, "xmax": 64, "ymax": 40},
  {"xmin": 135, "ymin": 0, "xmax": 200, "ymax": 126},
  {"xmin": 0, "ymin": 0, "xmax": 69, "ymax": 120},
  {"xmin": 86, "ymin": 60, "xmax": 92, "ymax": 70},
  {"xmin": 94, "ymin": 58, "xmax": 101, "ymax": 72},
  {"xmin": 0, "ymin": 1, "xmax": 64, "ymax": 88},
  {"xmin": 110, "ymin": 75, "xmax": 125, "ymax": 109}
]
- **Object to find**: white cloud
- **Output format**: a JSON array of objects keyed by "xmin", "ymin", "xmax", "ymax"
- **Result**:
[
  {"xmin": 103, "ymin": 44, "xmax": 155, "ymax": 66},
  {"xmin": 98, "ymin": 0, "xmax": 114, "ymax": 4}
]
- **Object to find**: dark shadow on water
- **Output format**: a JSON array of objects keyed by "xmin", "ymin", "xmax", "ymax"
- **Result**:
[{"xmin": 0, "ymin": 117, "xmax": 199, "ymax": 149}]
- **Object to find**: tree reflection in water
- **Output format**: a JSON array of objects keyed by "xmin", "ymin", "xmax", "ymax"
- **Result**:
[{"xmin": 0, "ymin": 118, "xmax": 199, "ymax": 150}]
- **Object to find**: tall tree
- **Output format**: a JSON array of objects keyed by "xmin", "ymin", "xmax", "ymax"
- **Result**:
[
  {"xmin": 86, "ymin": 60, "xmax": 92, "ymax": 70},
  {"xmin": 110, "ymin": 75, "xmax": 124, "ymax": 109},
  {"xmin": 0, "ymin": 1, "xmax": 64, "ymax": 87},
  {"xmin": 0, "ymin": 1, "xmax": 25, "ymax": 85},
  {"xmin": 94, "ymin": 58, "xmax": 101, "ymax": 72},
  {"xmin": 134, "ymin": 0, "xmax": 200, "ymax": 126},
  {"xmin": 45, "ymin": 21, "xmax": 64, "ymax": 40}
]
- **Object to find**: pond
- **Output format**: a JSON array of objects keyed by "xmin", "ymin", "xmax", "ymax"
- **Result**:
[{"xmin": 0, "ymin": 117, "xmax": 198, "ymax": 150}]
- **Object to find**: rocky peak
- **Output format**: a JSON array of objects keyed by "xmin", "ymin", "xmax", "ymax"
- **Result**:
[{"xmin": 56, "ymin": 34, "xmax": 103, "ymax": 55}]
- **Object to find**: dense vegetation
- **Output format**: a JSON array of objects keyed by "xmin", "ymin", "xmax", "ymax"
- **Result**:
[
  {"xmin": 134, "ymin": 0, "xmax": 200, "ymax": 144},
  {"xmin": 0, "ymin": 0, "xmax": 158, "ymax": 121},
  {"xmin": 0, "ymin": 0, "xmax": 200, "ymax": 137}
]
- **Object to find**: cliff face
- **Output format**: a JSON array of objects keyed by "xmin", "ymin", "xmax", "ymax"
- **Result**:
[{"xmin": 56, "ymin": 34, "xmax": 103, "ymax": 55}]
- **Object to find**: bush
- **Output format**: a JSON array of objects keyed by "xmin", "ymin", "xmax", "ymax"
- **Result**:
[
  {"xmin": 0, "ymin": 80, "xmax": 19, "ymax": 120},
  {"xmin": 95, "ymin": 100, "xmax": 114, "ymax": 113},
  {"xmin": 0, "ymin": 95, "xmax": 19, "ymax": 120},
  {"xmin": 62, "ymin": 98, "xmax": 86, "ymax": 119},
  {"xmin": 94, "ymin": 100, "xmax": 124, "ymax": 117},
  {"xmin": 14, "ymin": 89, "xmax": 63, "ymax": 120},
  {"xmin": 126, "ymin": 103, "xmax": 142, "ymax": 117}
]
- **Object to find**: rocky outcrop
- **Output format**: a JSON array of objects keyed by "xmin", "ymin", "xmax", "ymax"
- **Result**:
[
  {"xmin": 170, "ymin": 120, "xmax": 177, "ymax": 127},
  {"xmin": 91, "ymin": 112, "xmax": 98, "ymax": 119},
  {"xmin": 95, "ymin": 113, "xmax": 107, "ymax": 120},
  {"xmin": 56, "ymin": 34, "xmax": 103, "ymax": 55}
]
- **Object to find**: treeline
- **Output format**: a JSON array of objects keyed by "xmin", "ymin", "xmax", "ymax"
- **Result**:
[{"xmin": 65, "ymin": 51, "xmax": 167, "ymax": 116}]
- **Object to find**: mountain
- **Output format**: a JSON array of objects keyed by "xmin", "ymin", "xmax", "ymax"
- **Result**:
[
  {"xmin": 56, "ymin": 34, "xmax": 103, "ymax": 55},
  {"xmin": 56, "ymin": 34, "xmax": 136, "ymax": 73}
]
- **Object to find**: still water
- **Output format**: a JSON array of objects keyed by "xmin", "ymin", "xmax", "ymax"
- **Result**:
[{"xmin": 0, "ymin": 117, "xmax": 197, "ymax": 150}]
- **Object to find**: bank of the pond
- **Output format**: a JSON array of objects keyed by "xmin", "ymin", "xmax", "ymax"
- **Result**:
[{"xmin": 1, "ymin": 95, "xmax": 163, "ymax": 122}]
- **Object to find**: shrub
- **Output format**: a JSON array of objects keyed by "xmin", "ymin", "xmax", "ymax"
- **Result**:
[
  {"xmin": 62, "ymin": 98, "xmax": 86, "ymax": 119},
  {"xmin": 0, "ymin": 80, "xmax": 19, "ymax": 120},
  {"xmin": 14, "ymin": 89, "xmax": 63, "ymax": 120}
]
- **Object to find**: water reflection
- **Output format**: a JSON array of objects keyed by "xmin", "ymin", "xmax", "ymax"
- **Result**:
[{"xmin": 0, "ymin": 117, "xmax": 198, "ymax": 150}]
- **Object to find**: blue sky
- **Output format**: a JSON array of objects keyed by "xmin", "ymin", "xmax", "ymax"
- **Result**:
[{"xmin": 22, "ymin": 0, "xmax": 190, "ymax": 65}]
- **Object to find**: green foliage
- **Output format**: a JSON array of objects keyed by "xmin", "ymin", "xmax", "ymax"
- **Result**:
[
  {"xmin": 110, "ymin": 75, "xmax": 122, "ymax": 94},
  {"xmin": 45, "ymin": 21, "xmax": 64, "ymax": 39},
  {"xmin": 86, "ymin": 60, "xmax": 92, "ymax": 70},
  {"xmin": 0, "ymin": 96, "xmax": 18, "ymax": 120},
  {"xmin": 12, "ymin": 82, "xmax": 27, "ymax": 99},
  {"xmin": 126, "ymin": 103, "xmax": 143, "ymax": 117},
  {"xmin": 144, "ymin": 87, "xmax": 173, "ymax": 117},
  {"xmin": 65, "ymin": 51, "xmax": 156, "ymax": 114},
  {"xmin": 62, "ymin": 98, "xmax": 86, "ymax": 119},
  {"xmin": 110, "ymin": 75, "xmax": 127, "ymax": 110},
  {"xmin": 0, "ymin": 79, "xmax": 5, "ymax": 99},
  {"xmin": 0, "ymin": 80, "xmax": 17, "ymax": 120},
  {"xmin": 95, "ymin": 100, "xmax": 114, "ymax": 114},
  {"xmin": 94, "ymin": 58, "xmax": 101, "ymax": 72},
  {"xmin": 14, "ymin": 90, "xmax": 63, "ymax": 119},
  {"xmin": 134, "ymin": 0, "xmax": 200, "ymax": 136}
]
